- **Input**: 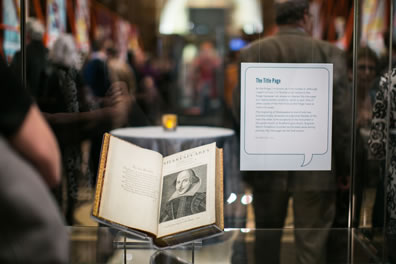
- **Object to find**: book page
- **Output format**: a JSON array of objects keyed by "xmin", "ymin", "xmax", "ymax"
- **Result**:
[
  {"xmin": 99, "ymin": 136, "xmax": 163, "ymax": 235},
  {"xmin": 157, "ymin": 143, "xmax": 217, "ymax": 238}
]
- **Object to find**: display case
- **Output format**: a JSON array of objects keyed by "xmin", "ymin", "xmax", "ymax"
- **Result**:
[{"xmin": 6, "ymin": 0, "xmax": 396, "ymax": 263}]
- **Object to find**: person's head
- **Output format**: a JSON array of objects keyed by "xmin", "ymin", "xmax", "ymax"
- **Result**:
[
  {"xmin": 356, "ymin": 46, "xmax": 379, "ymax": 86},
  {"xmin": 26, "ymin": 18, "xmax": 45, "ymax": 42},
  {"xmin": 106, "ymin": 44, "xmax": 119, "ymax": 59},
  {"xmin": 175, "ymin": 169, "xmax": 199, "ymax": 195},
  {"xmin": 48, "ymin": 34, "xmax": 80, "ymax": 69},
  {"xmin": 275, "ymin": 0, "xmax": 312, "ymax": 33},
  {"xmin": 91, "ymin": 36, "xmax": 107, "ymax": 53},
  {"xmin": 200, "ymin": 41, "xmax": 214, "ymax": 52}
]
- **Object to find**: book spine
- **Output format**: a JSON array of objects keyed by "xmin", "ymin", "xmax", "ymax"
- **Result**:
[
  {"xmin": 92, "ymin": 133, "xmax": 111, "ymax": 216},
  {"xmin": 218, "ymin": 148, "xmax": 224, "ymax": 229}
]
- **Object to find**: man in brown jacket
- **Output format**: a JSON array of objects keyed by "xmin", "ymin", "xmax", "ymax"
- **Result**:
[{"xmin": 232, "ymin": 0, "xmax": 351, "ymax": 263}]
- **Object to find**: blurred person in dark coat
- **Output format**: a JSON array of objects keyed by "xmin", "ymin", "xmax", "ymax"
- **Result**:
[
  {"xmin": 128, "ymin": 47, "xmax": 164, "ymax": 125},
  {"xmin": 11, "ymin": 18, "xmax": 48, "ymax": 99},
  {"xmin": 82, "ymin": 37, "xmax": 111, "ymax": 98}
]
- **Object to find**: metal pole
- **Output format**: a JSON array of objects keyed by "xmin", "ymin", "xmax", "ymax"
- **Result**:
[
  {"xmin": 20, "ymin": 0, "xmax": 26, "ymax": 89},
  {"xmin": 192, "ymin": 242, "xmax": 194, "ymax": 264},
  {"xmin": 383, "ymin": 0, "xmax": 394, "ymax": 261},
  {"xmin": 349, "ymin": 0, "xmax": 359, "ymax": 262},
  {"xmin": 124, "ymin": 236, "xmax": 127, "ymax": 264}
]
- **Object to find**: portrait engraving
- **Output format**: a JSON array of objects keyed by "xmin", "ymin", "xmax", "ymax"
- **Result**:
[{"xmin": 159, "ymin": 164, "xmax": 207, "ymax": 223}]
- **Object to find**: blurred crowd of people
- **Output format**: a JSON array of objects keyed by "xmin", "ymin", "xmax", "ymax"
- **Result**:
[{"xmin": 8, "ymin": 17, "xmax": 186, "ymax": 225}]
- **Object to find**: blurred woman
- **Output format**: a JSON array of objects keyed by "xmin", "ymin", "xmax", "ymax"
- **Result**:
[{"xmin": 43, "ymin": 34, "xmax": 93, "ymax": 224}]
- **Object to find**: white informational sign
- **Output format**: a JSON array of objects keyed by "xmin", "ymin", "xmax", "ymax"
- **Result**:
[{"xmin": 240, "ymin": 63, "xmax": 333, "ymax": 171}]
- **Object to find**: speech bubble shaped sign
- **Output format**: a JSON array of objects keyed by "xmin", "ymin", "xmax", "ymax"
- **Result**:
[{"xmin": 241, "ymin": 63, "xmax": 332, "ymax": 170}]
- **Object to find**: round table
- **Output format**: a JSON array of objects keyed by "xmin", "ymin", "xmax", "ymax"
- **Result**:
[{"xmin": 111, "ymin": 126, "xmax": 234, "ymax": 156}]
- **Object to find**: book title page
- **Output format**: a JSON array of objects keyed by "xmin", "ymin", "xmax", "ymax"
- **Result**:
[{"xmin": 158, "ymin": 143, "xmax": 216, "ymax": 237}]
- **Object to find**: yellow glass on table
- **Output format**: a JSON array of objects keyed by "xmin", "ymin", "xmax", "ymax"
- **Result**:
[{"xmin": 162, "ymin": 114, "xmax": 178, "ymax": 131}]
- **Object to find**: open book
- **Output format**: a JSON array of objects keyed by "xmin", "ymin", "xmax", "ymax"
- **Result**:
[{"xmin": 92, "ymin": 133, "xmax": 224, "ymax": 248}]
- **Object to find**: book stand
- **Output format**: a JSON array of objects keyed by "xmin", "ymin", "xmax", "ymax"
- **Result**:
[{"xmin": 113, "ymin": 231, "xmax": 201, "ymax": 264}]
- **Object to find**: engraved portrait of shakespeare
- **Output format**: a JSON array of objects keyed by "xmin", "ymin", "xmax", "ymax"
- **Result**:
[{"xmin": 160, "ymin": 168, "xmax": 206, "ymax": 223}]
